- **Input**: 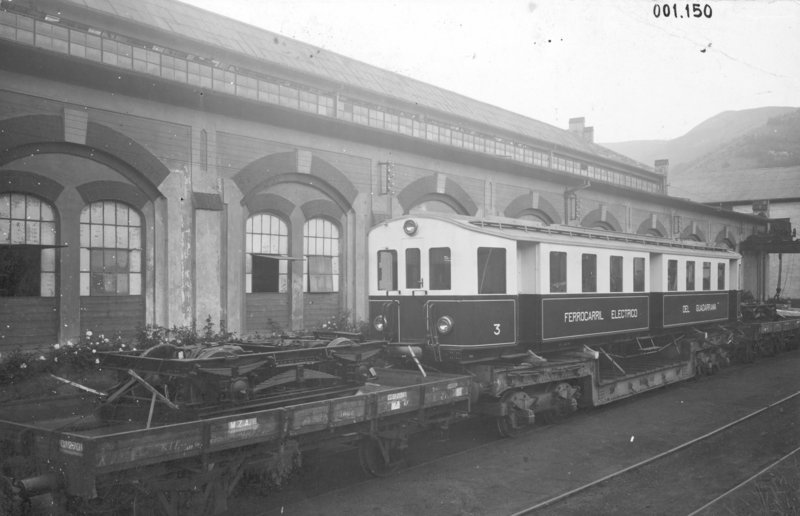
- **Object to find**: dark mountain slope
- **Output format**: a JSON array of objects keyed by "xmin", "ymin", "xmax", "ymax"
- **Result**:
[{"xmin": 602, "ymin": 106, "xmax": 797, "ymax": 168}]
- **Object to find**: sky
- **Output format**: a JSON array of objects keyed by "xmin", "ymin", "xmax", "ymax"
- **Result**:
[{"xmin": 180, "ymin": 0, "xmax": 800, "ymax": 143}]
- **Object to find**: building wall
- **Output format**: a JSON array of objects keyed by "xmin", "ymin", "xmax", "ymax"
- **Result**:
[{"xmin": 0, "ymin": 55, "xmax": 769, "ymax": 353}]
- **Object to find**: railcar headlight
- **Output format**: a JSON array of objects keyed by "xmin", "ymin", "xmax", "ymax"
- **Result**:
[
  {"xmin": 403, "ymin": 219, "xmax": 418, "ymax": 236},
  {"xmin": 436, "ymin": 315, "xmax": 454, "ymax": 335},
  {"xmin": 373, "ymin": 315, "xmax": 386, "ymax": 332}
]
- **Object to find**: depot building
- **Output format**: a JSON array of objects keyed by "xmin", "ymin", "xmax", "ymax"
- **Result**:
[{"xmin": 0, "ymin": 0, "xmax": 770, "ymax": 351}]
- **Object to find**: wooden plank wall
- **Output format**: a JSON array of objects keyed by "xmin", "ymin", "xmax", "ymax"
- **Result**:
[
  {"xmin": 79, "ymin": 295, "xmax": 145, "ymax": 342},
  {"xmin": 245, "ymin": 292, "xmax": 290, "ymax": 335},
  {"xmin": 0, "ymin": 297, "xmax": 59, "ymax": 352},
  {"xmin": 303, "ymin": 293, "xmax": 340, "ymax": 329}
]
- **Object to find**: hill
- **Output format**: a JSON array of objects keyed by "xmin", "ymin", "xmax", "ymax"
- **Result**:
[
  {"xmin": 668, "ymin": 108, "xmax": 800, "ymax": 190},
  {"xmin": 602, "ymin": 106, "xmax": 797, "ymax": 168}
]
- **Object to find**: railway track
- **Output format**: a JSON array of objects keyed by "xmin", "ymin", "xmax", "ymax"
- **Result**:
[{"xmin": 512, "ymin": 390, "xmax": 800, "ymax": 515}]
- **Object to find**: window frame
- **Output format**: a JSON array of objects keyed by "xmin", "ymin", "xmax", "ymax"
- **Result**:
[
  {"xmin": 79, "ymin": 200, "xmax": 142, "ymax": 297},
  {"xmin": 303, "ymin": 218, "xmax": 340, "ymax": 293},
  {"xmin": 582, "ymin": 253, "xmax": 597, "ymax": 293},
  {"xmin": 609, "ymin": 255, "xmax": 623, "ymax": 293},
  {"xmin": 245, "ymin": 213, "xmax": 289, "ymax": 294},
  {"xmin": 0, "ymin": 193, "xmax": 58, "ymax": 298},
  {"xmin": 429, "ymin": 247, "xmax": 451, "ymax": 290},
  {"xmin": 377, "ymin": 249, "xmax": 397, "ymax": 291},
  {"xmin": 686, "ymin": 261, "xmax": 696, "ymax": 291},
  {"xmin": 549, "ymin": 251, "xmax": 567, "ymax": 293},
  {"xmin": 667, "ymin": 259, "xmax": 678, "ymax": 292},
  {"xmin": 477, "ymin": 247, "xmax": 506, "ymax": 294}
]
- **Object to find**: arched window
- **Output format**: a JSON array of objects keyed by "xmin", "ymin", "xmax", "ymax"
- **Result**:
[
  {"xmin": 79, "ymin": 201, "xmax": 142, "ymax": 296},
  {"xmin": 0, "ymin": 193, "xmax": 57, "ymax": 297},
  {"xmin": 303, "ymin": 218, "xmax": 339, "ymax": 292},
  {"xmin": 246, "ymin": 213, "xmax": 288, "ymax": 293}
]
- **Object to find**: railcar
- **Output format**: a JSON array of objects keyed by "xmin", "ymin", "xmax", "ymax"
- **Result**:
[
  {"xmin": 369, "ymin": 214, "xmax": 740, "ymax": 358},
  {"xmin": 368, "ymin": 214, "xmax": 748, "ymax": 434}
]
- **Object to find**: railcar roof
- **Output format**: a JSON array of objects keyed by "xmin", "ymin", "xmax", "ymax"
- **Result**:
[{"xmin": 377, "ymin": 214, "xmax": 741, "ymax": 258}]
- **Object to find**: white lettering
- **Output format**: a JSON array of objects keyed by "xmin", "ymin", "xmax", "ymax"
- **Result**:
[
  {"xmin": 563, "ymin": 311, "xmax": 605, "ymax": 323},
  {"xmin": 611, "ymin": 309, "xmax": 639, "ymax": 320},
  {"xmin": 695, "ymin": 303, "xmax": 718, "ymax": 312}
]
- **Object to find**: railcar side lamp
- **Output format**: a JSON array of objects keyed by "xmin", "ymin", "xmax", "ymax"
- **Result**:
[{"xmin": 403, "ymin": 219, "xmax": 418, "ymax": 236}]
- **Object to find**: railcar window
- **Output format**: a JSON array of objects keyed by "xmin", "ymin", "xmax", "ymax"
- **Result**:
[
  {"xmin": 702, "ymin": 262, "xmax": 711, "ymax": 290},
  {"xmin": 550, "ymin": 251, "xmax": 567, "ymax": 292},
  {"xmin": 668, "ymin": 259, "xmax": 678, "ymax": 291},
  {"xmin": 477, "ymin": 247, "xmax": 506, "ymax": 294},
  {"xmin": 430, "ymin": 247, "xmax": 451, "ymax": 290},
  {"xmin": 406, "ymin": 248, "xmax": 421, "ymax": 288},
  {"xmin": 686, "ymin": 261, "xmax": 696, "ymax": 291},
  {"xmin": 718, "ymin": 263, "xmax": 726, "ymax": 290},
  {"xmin": 582, "ymin": 254, "xmax": 597, "ymax": 292},
  {"xmin": 610, "ymin": 255, "xmax": 623, "ymax": 293},
  {"xmin": 633, "ymin": 257, "xmax": 645, "ymax": 292},
  {"xmin": 377, "ymin": 250, "xmax": 397, "ymax": 291}
]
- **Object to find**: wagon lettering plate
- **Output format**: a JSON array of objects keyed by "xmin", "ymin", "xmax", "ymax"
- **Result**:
[
  {"xmin": 228, "ymin": 417, "xmax": 258, "ymax": 433},
  {"xmin": 385, "ymin": 391, "xmax": 409, "ymax": 411},
  {"xmin": 60, "ymin": 439, "xmax": 83, "ymax": 456},
  {"xmin": 542, "ymin": 296, "xmax": 649, "ymax": 341}
]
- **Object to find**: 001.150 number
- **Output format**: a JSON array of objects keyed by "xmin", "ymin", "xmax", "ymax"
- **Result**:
[{"xmin": 653, "ymin": 3, "xmax": 712, "ymax": 18}]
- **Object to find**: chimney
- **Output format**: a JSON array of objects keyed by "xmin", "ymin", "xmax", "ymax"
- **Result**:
[
  {"xmin": 568, "ymin": 117, "xmax": 585, "ymax": 134},
  {"xmin": 583, "ymin": 126, "xmax": 594, "ymax": 143}
]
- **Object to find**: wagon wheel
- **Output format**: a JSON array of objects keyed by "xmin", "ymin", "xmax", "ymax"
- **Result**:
[
  {"xmin": 539, "ymin": 382, "xmax": 578, "ymax": 425},
  {"xmin": 358, "ymin": 436, "xmax": 405, "ymax": 477},
  {"xmin": 495, "ymin": 390, "xmax": 534, "ymax": 438}
]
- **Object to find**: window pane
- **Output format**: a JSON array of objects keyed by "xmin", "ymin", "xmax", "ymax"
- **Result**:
[
  {"xmin": 80, "ymin": 272, "xmax": 90, "ymax": 295},
  {"xmin": 405, "ymin": 248, "xmax": 421, "ymax": 289},
  {"xmin": 610, "ymin": 256, "xmax": 623, "ymax": 293},
  {"xmin": 718, "ymin": 263, "xmax": 726, "ymax": 290},
  {"xmin": 129, "ymin": 273, "xmax": 141, "ymax": 295},
  {"xmin": 477, "ymin": 247, "xmax": 506, "ymax": 294},
  {"xmin": 252, "ymin": 255, "xmax": 280, "ymax": 292},
  {"xmin": 550, "ymin": 251, "xmax": 567, "ymax": 292},
  {"xmin": 668, "ymin": 260, "xmax": 678, "ymax": 291},
  {"xmin": 633, "ymin": 257, "xmax": 645, "ymax": 292},
  {"xmin": 702, "ymin": 262, "xmax": 711, "ymax": 290},
  {"xmin": 429, "ymin": 247, "xmax": 451, "ymax": 290},
  {"xmin": 686, "ymin": 261, "xmax": 695, "ymax": 291},
  {"xmin": 582, "ymin": 254, "xmax": 597, "ymax": 292},
  {"xmin": 0, "ymin": 246, "xmax": 40, "ymax": 296},
  {"xmin": 377, "ymin": 250, "xmax": 397, "ymax": 291}
]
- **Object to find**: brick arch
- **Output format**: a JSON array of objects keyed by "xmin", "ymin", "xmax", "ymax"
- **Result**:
[
  {"xmin": 714, "ymin": 227, "xmax": 737, "ymax": 250},
  {"xmin": 76, "ymin": 181, "xmax": 150, "ymax": 210},
  {"xmin": 681, "ymin": 222, "xmax": 707, "ymax": 242},
  {"xmin": 0, "ymin": 116, "xmax": 168, "ymax": 201},
  {"xmin": 235, "ymin": 151, "xmax": 357, "ymax": 213},
  {"xmin": 0, "ymin": 170, "xmax": 64, "ymax": 202},
  {"xmin": 245, "ymin": 193, "xmax": 296, "ymax": 219},
  {"xmin": 397, "ymin": 175, "xmax": 477, "ymax": 215},
  {"xmin": 636, "ymin": 216, "xmax": 669, "ymax": 237},
  {"xmin": 301, "ymin": 199, "xmax": 345, "ymax": 221},
  {"xmin": 581, "ymin": 207, "xmax": 622, "ymax": 232},
  {"xmin": 504, "ymin": 193, "xmax": 560, "ymax": 224}
]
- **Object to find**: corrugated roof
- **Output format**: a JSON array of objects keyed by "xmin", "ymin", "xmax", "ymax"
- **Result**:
[
  {"xmin": 676, "ymin": 166, "xmax": 800, "ymax": 203},
  {"xmin": 55, "ymin": 0, "xmax": 651, "ymax": 172}
]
